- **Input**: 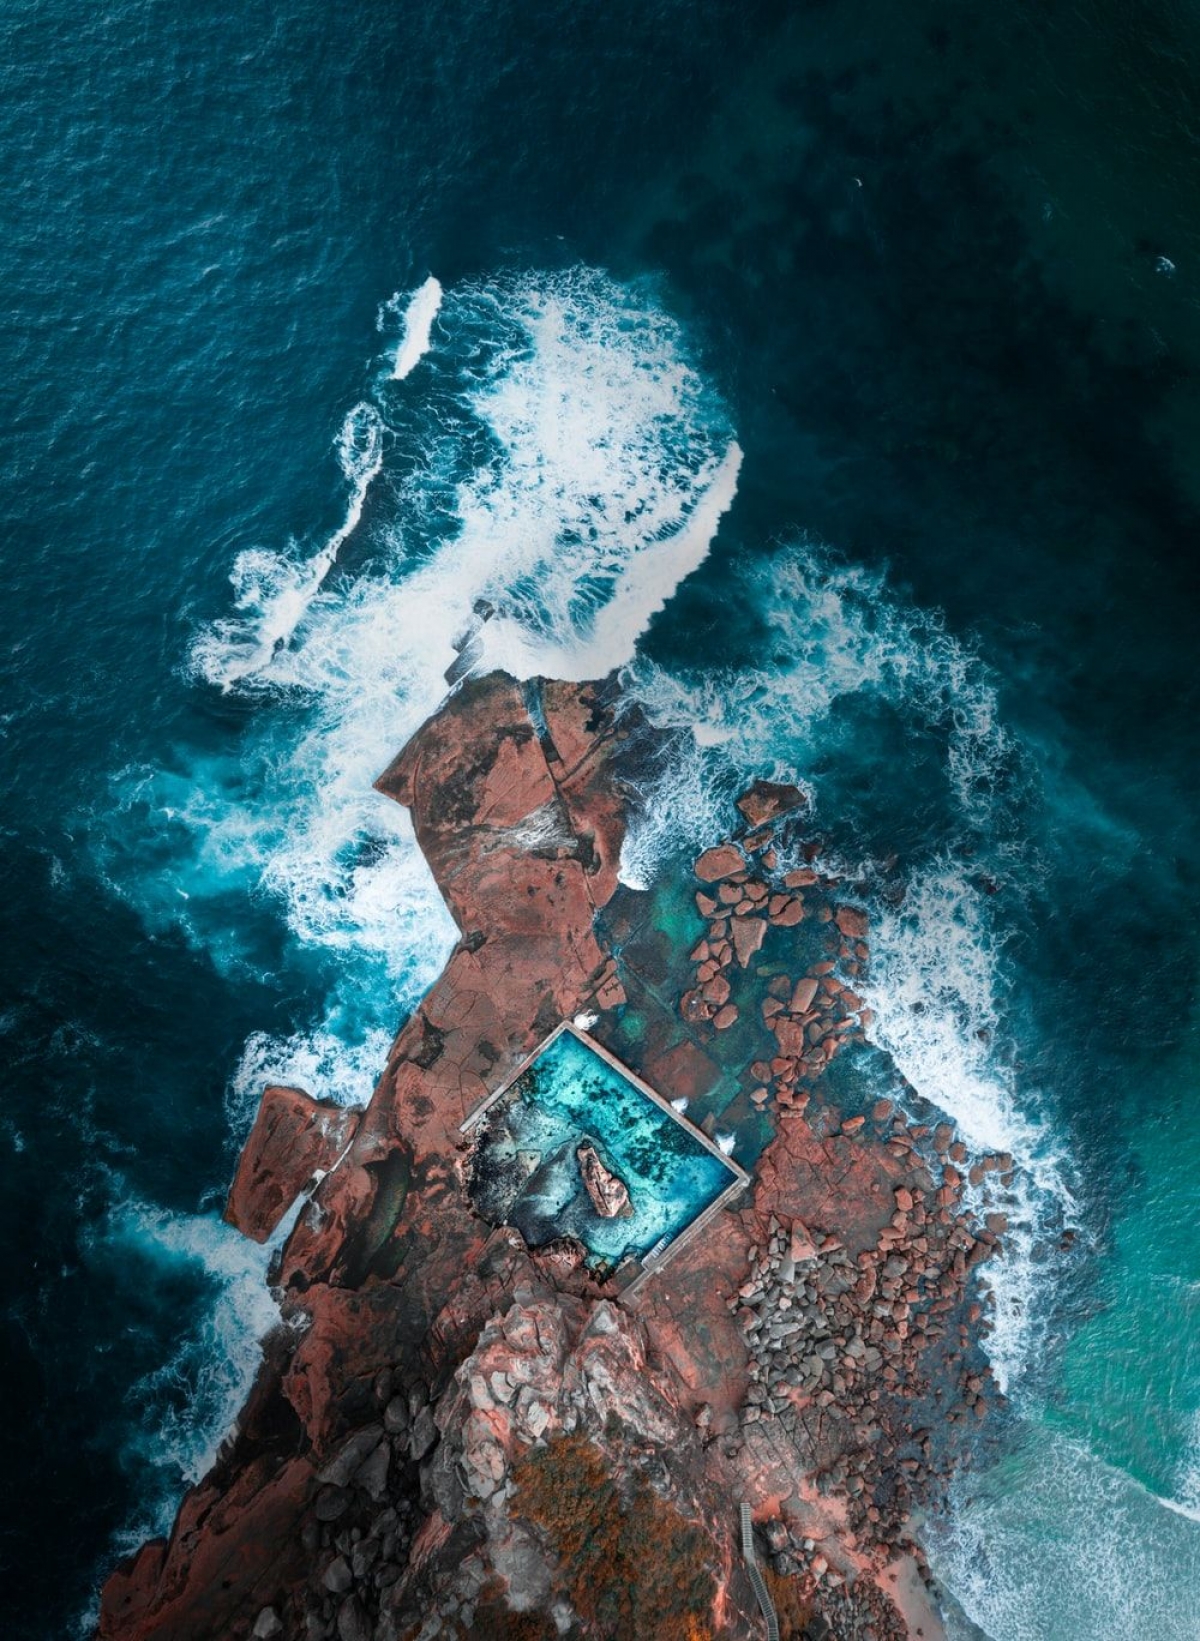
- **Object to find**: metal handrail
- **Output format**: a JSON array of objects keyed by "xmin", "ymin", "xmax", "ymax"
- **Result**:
[{"xmin": 739, "ymin": 1502, "xmax": 780, "ymax": 1641}]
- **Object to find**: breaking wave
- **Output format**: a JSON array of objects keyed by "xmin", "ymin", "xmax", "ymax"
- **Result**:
[
  {"xmin": 89, "ymin": 1194, "xmax": 285, "ymax": 1545},
  {"xmin": 1164, "ymin": 1403, "xmax": 1200, "ymax": 1523},
  {"xmin": 384, "ymin": 274, "xmax": 443, "ymax": 380},
  {"xmin": 933, "ymin": 1429, "xmax": 1200, "ymax": 1640},
  {"xmin": 860, "ymin": 858, "xmax": 1071, "ymax": 1390},
  {"xmin": 194, "ymin": 400, "xmax": 384, "ymax": 690},
  {"xmin": 110, "ymin": 267, "xmax": 737, "ymax": 1125},
  {"xmin": 94, "ymin": 269, "xmax": 740, "ymax": 1511},
  {"xmin": 620, "ymin": 547, "xmax": 1021, "ymax": 879},
  {"xmin": 622, "ymin": 543, "xmax": 1071, "ymax": 1391}
]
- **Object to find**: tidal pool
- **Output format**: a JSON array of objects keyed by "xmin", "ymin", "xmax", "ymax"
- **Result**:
[{"xmin": 466, "ymin": 1024, "xmax": 745, "ymax": 1269}]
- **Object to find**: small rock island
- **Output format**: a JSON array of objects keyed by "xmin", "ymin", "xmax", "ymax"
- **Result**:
[
  {"xmin": 575, "ymin": 1143, "xmax": 632, "ymax": 1220},
  {"xmin": 97, "ymin": 671, "xmax": 1006, "ymax": 1641}
]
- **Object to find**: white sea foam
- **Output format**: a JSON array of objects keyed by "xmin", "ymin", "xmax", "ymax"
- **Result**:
[
  {"xmin": 388, "ymin": 275, "xmax": 443, "ymax": 379},
  {"xmin": 480, "ymin": 441, "xmax": 742, "ymax": 681},
  {"xmin": 129, "ymin": 267, "xmax": 734, "ymax": 1127},
  {"xmin": 858, "ymin": 859, "xmax": 1071, "ymax": 1390},
  {"xmin": 622, "ymin": 542, "xmax": 1070, "ymax": 1392},
  {"xmin": 94, "ymin": 1194, "xmax": 286, "ymax": 1543},
  {"xmin": 194, "ymin": 400, "xmax": 384, "ymax": 689},
  {"xmin": 227, "ymin": 1023, "xmax": 396, "ymax": 1129},
  {"xmin": 621, "ymin": 545, "xmax": 1017, "ymax": 877},
  {"xmin": 933, "ymin": 1428, "xmax": 1200, "ymax": 1640},
  {"xmin": 1166, "ymin": 1406, "xmax": 1200, "ymax": 1522}
]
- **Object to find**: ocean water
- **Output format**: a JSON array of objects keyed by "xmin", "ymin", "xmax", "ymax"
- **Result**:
[{"xmin": 3, "ymin": 3, "xmax": 1200, "ymax": 1637}]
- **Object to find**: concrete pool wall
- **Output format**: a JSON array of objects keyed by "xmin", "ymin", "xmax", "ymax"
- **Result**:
[{"xmin": 461, "ymin": 1022, "xmax": 749, "ymax": 1278}]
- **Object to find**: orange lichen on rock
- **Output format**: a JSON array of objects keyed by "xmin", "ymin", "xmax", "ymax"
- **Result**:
[{"xmin": 513, "ymin": 1434, "xmax": 718, "ymax": 1641}]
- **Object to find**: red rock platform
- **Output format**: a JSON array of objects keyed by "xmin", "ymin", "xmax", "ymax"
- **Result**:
[{"xmin": 95, "ymin": 671, "xmax": 997, "ymax": 1641}]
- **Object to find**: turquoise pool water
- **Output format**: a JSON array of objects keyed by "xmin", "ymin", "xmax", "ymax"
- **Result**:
[{"xmin": 468, "ymin": 1029, "xmax": 741, "ymax": 1268}]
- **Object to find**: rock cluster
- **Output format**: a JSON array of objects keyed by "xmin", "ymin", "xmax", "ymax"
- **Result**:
[
  {"xmin": 377, "ymin": 1289, "xmax": 740, "ymax": 1641},
  {"xmin": 681, "ymin": 822, "xmax": 872, "ymax": 1066},
  {"xmin": 271, "ymin": 1372, "xmax": 430, "ymax": 1641},
  {"xmin": 206, "ymin": 1269, "xmax": 748, "ymax": 1641},
  {"xmin": 672, "ymin": 816, "xmax": 1012, "ymax": 1627},
  {"xmin": 97, "ymin": 680, "xmax": 1013, "ymax": 1641},
  {"xmin": 734, "ymin": 1105, "xmax": 1005, "ymax": 1568}
]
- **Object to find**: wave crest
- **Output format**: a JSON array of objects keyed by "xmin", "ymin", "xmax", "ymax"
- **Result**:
[{"xmin": 622, "ymin": 541, "xmax": 1069, "ymax": 1391}]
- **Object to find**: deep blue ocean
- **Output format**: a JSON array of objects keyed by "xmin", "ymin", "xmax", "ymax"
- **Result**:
[{"xmin": 3, "ymin": 3, "xmax": 1200, "ymax": 1636}]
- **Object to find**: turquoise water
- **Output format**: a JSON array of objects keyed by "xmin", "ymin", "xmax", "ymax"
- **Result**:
[
  {"xmin": 3, "ymin": 3, "xmax": 1200, "ymax": 1636},
  {"xmin": 470, "ymin": 1030, "xmax": 739, "ymax": 1267}
]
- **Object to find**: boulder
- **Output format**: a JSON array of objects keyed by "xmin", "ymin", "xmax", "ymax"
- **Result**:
[
  {"xmin": 834, "ymin": 905, "xmax": 869, "ymax": 940},
  {"xmin": 731, "ymin": 916, "xmax": 767, "ymax": 968},
  {"xmin": 700, "ymin": 974, "xmax": 731, "ymax": 1006},
  {"xmin": 314, "ymin": 1487, "xmax": 350, "ymax": 1523},
  {"xmin": 790, "ymin": 977, "xmax": 820, "ymax": 1014},
  {"xmin": 322, "ymin": 1558, "xmax": 353, "ymax": 1595},
  {"xmin": 694, "ymin": 844, "xmax": 746, "ymax": 882},
  {"xmin": 769, "ymin": 897, "xmax": 805, "ymax": 927},
  {"xmin": 576, "ymin": 1143, "xmax": 632, "ymax": 1218},
  {"xmin": 336, "ymin": 1597, "xmax": 370, "ymax": 1641},
  {"xmin": 736, "ymin": 780, "xmax": 806, "ymax": 827},
  {"xmin": 225, "ymin": 1087, "xmax": 359, "ymax": 1244}
]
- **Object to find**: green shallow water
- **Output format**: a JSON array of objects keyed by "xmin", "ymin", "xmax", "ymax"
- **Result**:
[{"xmin": 1051, "ymin": 1032, "xmax": 1200, "ymax": 1509}]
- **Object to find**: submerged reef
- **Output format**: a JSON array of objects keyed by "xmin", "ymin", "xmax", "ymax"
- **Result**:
[{"xmin": 96, "ymin": 671, "xmax": 1005, "ymax": 1641}]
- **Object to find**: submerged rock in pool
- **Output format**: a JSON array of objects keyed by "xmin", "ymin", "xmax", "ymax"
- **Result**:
[{"xmin": 576, "ymin": 1141, "xmax": 633, "ymax": 1218}]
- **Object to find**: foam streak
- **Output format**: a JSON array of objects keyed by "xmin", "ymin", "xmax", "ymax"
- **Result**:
[{"xmin": 389, "ymin": 275, "xmax": 443, "ymax": 380}]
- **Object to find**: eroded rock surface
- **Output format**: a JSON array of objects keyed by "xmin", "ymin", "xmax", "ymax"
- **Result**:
[
  {"xmin": 96, "ymin": 671, "xmax": 1003, "ymax": 1641},
  {"xmin": 226, "ymin": 1086, "xmax": 359, "ymax": 1243}
]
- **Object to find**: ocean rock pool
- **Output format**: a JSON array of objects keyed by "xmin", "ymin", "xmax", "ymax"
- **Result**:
[{"xmin": 464, "ymin": 1024, "xmax": 746, "ymax": 1271}]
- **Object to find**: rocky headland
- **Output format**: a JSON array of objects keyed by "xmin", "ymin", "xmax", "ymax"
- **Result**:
[{"xmin": 96, "ymin": 670, "xmax": 1008, "ymax": 1641}]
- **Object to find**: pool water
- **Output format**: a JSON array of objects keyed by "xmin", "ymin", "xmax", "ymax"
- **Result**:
[{"xmin": 467, "ymin": 1027, "xmax": 743, "ymax": 1269}]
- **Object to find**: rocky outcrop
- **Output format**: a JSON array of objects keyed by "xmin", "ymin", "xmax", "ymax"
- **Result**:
[
  {"xmin": 735, "ymin": 778, "xmax": 807, "ymax": 829},
  {"xmin": 97, "ymin": 671, "xmax": 1003, "ymax": 1641},
  {"xmin": 97, "ymin": 674, "xmax": 638, "ymax": 1641},
  {"xmin": 225, "ymin": 1086, "xmax": 359, "ymax": 1243},
  {"xmin": 576, "ymin": 1141, "xmax": 632, "ymax": 1218}
]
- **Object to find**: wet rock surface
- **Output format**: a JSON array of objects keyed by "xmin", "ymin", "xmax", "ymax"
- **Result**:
[
  {"xmin": 226, "ymin": 1086, "xmax": 360, "ymax": 1244},
  {"xmin": 97, "ymin": 672, "xmax": 1006, "ymax": 1641},
  {"xmin": 575, "ymin": 1141, "xmax": 632, "ymax": 1218}
]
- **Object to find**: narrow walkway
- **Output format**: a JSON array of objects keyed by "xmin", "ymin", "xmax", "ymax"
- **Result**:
[{"xmin": 739, "ymin": 1502, "xmax": 781, "ymax": 1641}]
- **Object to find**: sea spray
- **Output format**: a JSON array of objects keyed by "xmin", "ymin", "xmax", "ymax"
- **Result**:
[
  {"xmin": 106, "ymin": 263, "xmax": 737, "ymax": 1145},
  {"xmin": 621, "ymin": 540, "xmax": 1071, "ymax": 1392},
  {"xmin": 621, "ymin": 543, "xmax": 1026, "ymax": 876},
  {"xmin": 385, "ymin": 275, "xmax": 443, "ymax": 380},
  {"xmin": 194, "ymin": 400, "xmax": 384, "ymax": 690},
  {"xmin": 88, "ymin": 1193, "xmax": 286, "ymax": 1546},
  {"xmin": 858, "ymin": 858, "xmax": 1073, "ymax": 1391},
  {"xmin": 226, "ymin": 1022, "xmax": 396, "ymax": 1132},
  {"xmin": 150, "ymin": 269, "xmax": 737, "ymax": 1106}
]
